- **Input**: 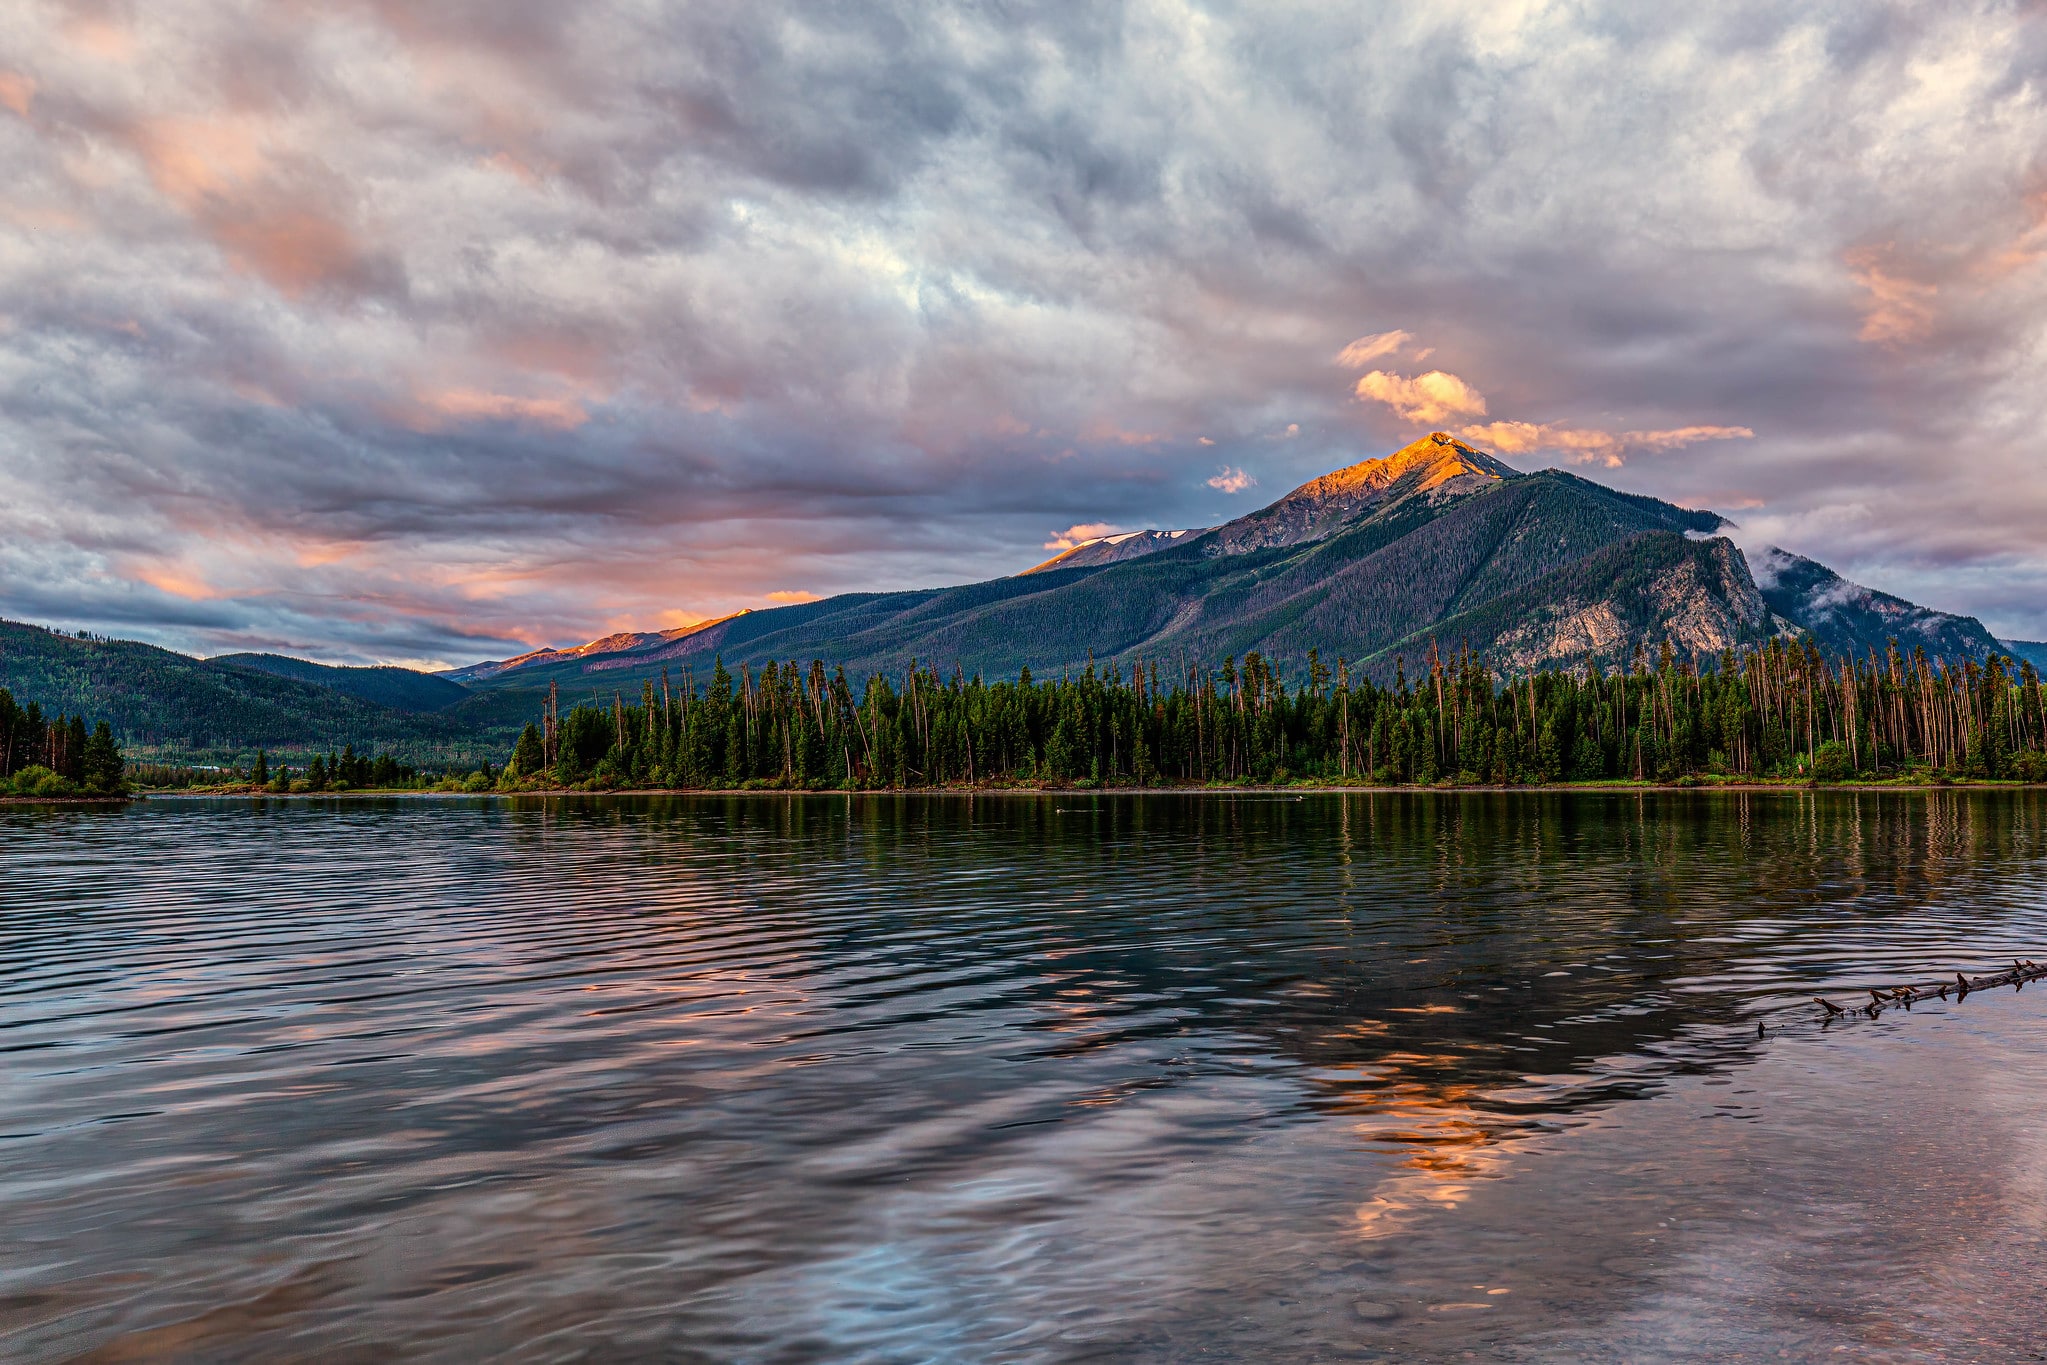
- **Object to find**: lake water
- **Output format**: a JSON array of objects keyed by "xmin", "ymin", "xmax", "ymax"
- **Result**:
[{"xmin": 4, "ymin": 792, "xmax": 2046, "ymax": 1362}]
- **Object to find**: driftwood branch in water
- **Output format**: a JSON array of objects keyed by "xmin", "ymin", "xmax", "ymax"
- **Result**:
[{"xmin": 1814, "ymin": 960, "xmax": 2047, "ymax": 1022}]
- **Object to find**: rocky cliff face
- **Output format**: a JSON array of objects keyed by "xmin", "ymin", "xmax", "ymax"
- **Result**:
[{"xmin": 1481, "ymin": 536, "xmax": 1767, "ymax": 672}]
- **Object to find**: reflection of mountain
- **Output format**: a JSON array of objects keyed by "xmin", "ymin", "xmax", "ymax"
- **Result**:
[{"xmin": 685, "ymin": 790, "xmax": 2036, "ymax": 1227}]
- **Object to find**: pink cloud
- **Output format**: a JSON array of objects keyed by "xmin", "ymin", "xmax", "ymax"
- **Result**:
[
  {"xmin": 1846, "ymin": 246, "xmax": 1937, "ymax": 345},
  {"xmin": 1044, "ymin": 522, "xmax": 1124, "ymax": 550},
  {"xmin": 1460, "ymin": 420, "xmax": 1753, "ymax": 467},
  {"xmin": 409, "ymin": 388, "xmax": 590, "ymax": 430},
  {"xmin": 0, "ymin": 71, "xmax": 35, "ymax": 118}
]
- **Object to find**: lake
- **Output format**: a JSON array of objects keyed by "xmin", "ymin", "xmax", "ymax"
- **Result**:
[{"xmin": 3, "ymin": 792, "xmax": 2046, "ymax": 1361}]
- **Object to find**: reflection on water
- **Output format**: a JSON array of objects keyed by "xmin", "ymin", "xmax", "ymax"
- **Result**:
[{"xmin": 3, "ymin": 791, "xmax": 2046, "ymax": 1361}]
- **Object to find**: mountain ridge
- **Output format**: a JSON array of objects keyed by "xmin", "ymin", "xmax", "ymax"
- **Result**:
[{"xmin": 442, "ymin": 437, "xmax": 1980, "ymax": 690}]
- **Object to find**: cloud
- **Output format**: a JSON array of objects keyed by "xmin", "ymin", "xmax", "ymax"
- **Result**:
[
  {"xmin": 1044, "ymin": 523, "xmax": 1124, "ymax": 551},
  {"xmin": 1459, "ymin": 421, "xmax": 1754, "ymax": 468},
  {"xmin": 2, "ymin": 0, "xmax": 2047, "ymax": 660},
  {"xmin": 409, "ymin": 389, "xmax": 590, "ymax": 431},
  {"xmin": 765, "ymin": 589, "xmax": 819, "ymax": 603},
  {"xmin": 1845, "ymin": 246, "xmax": 1938, "ymax": 346},
  {"xmin": 1353, "ymin": 370, "xmax": 1489, "ymax": 425},
  {"xmin": 0, "ymin": 71, "xmax": 33, "ymax": 118},
  {"xmin": 1206, "ymin": 466, "xmax": 1255, "ymax": 494},
  {"xmin": 1335, "ymin": 330, "xmax": 1413, "ymax": 368}
]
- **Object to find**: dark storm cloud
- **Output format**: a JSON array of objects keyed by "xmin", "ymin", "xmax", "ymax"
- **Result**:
[{"xmin": 3, "ymin": 0, "xmax": 2046, "ymax": 666}]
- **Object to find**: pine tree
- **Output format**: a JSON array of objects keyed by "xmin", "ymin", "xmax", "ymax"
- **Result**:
[
  {"xmin": 512, "ymin": 723, "xmax": 545, "ymax": 777},
  {"xmin": 81, "ymin": 723, "xmax": 123, "ymax": 792}
]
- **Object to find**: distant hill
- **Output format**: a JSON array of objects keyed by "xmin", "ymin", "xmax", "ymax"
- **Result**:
[
  {"xmin": 0, "ymin": 620, "xmax": 500, "ymax": 763},
  {"xmin": 213, "ymin": 653, "xmax": 471, "ymax": 711}
]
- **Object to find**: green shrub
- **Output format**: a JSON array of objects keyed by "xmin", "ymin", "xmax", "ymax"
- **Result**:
[
  {"xmin": 9, "ymin": 766, "xmax": 78, "ymax": 797},
  {"xmin": 1810, "ymin": 741, "xmax": 1853, "ymax": 782}
]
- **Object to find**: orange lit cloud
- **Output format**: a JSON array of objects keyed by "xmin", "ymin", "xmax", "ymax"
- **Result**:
[
  {"xmin": 127, "ymin": 562, "xmax": 222, "ymax": 601},
  {"xmin": 1044, "ymin": 522, "xmax": 1124, "ymax": 550},
  {"xmin": 765, "ymin": 589, "xmax": 820, "ymax": 603},
  {"xmin": 1354, "ymin": 369, "xmax": 1489, "ymax": 424},
  {"xmin": 1460, "ymin": 420, "xmax": 1753, "ymax": 468},
  {"xmin": 1206, "ymin": 465, "xmax": 1255, "ymax": 493}
]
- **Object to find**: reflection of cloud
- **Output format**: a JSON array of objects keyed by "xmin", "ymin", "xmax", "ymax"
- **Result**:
[
  {"xmin": 1354, "ymin": 370, "xmax": 1489, "ymax": 424},
  {"xmin": 1206, "ymin": 466, "xmax": 1255, "ymax": 494}
]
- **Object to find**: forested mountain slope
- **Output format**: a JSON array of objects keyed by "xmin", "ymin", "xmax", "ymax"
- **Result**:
[
  {"xmin": 0, "ymin": 620, "xmax": 497, "ymax": 761},
  {"xmin": 214, "ymin": 653, "xmax": 472, "ymax": 711}
]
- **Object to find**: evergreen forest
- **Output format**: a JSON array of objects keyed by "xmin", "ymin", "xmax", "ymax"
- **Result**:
[
  {"xmin": 497, "ymin": 641, "xmax": 2047, "ymax": 791},
  {"xmin": 0, "ymin": 687, "xmax": 126, "ymax": 796}
]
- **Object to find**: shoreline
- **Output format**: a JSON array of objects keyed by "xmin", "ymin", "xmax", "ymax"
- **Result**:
[{"xmin": 124, "ymin": 779, "xmax": 2047, "ymax": 800}]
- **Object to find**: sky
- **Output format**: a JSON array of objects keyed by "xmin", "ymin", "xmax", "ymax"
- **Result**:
[{"xmin": 3, "ymin": 1, "xmax": 2046, "ymax": 668}]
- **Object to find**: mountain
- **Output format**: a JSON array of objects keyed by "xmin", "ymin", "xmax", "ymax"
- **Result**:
[
  {"xmin": 214, "ymin": 653, "xmax": 472, "ymax": 711},
  {"xmin": 9, "ymin": 433, "xmax": 2011, "ymax": 758},
  {"xmin": 449, "ymin": 434, "xmax": 1773, "ymax": 687},
  {"xmin": 1023, "ymin": 528, "xmax": 1207, "ymax": 575},
  {"xmin": 1749, "ymin": 548, "xmax": 2001, "ymax": 663},
  {"xmin": 441, "ymin": 613, "xmax": 751, "ymax": 683},
  {"xmin": 1203, "ymin": 431, "xmax": 1519, "ymax": 554}
]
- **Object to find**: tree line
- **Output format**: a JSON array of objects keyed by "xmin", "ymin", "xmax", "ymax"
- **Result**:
[
  {"xmin": 0, "ymin": 687, "xmax": 126, "ymax": 796},
  {"xmin": 497, "ymin": 640, "xmax": 2047, "ymax": 791}
]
